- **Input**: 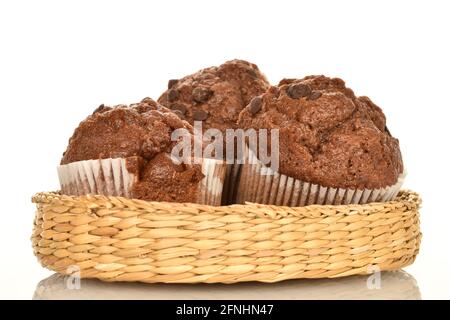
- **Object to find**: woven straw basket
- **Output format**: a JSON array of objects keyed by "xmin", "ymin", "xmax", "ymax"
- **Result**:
[{"xmin": 31, "ymin": 190, "xmax": 421, "ymax": 284}]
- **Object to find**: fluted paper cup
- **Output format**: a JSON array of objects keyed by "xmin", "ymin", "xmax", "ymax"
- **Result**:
[
  {"xmin": 58, "ymin": 157, "xmax": 226, "ymax": 206},
  {"xmin": 197, "ymin": 157, "xmax": 227, "ymax": 205},
  {"xmin": 236, "ymin": 147, "xmax": 406, "ymax": 206}
]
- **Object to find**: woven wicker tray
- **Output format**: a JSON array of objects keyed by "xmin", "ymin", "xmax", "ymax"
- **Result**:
[{"xmin": 31, "ymin": 190, "xmax": 421, "ymax": 284}]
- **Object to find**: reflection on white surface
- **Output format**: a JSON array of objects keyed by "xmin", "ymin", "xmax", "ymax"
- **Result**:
[{"xmin": 33, "ymin": 270, "xmax": 420, "ymax": 300}]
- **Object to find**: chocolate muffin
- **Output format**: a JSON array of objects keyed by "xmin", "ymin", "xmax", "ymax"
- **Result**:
[
  {"xmin": 158, "ymin": 59, "xmax": 270, "ymax": 133},
  {"xmin": 59, "ymin": 98, "xmax": 225, "ymax": 204},
  {"xmin": 158, "ymin": 59, "xmax": 270, "ymax": 204},
  {"xmin": 237, "ymin": 75, "xmax": 404, "ymax": 206}
]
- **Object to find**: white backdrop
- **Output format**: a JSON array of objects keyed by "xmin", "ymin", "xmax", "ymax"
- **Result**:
[{"xmin": 0, "ymin": 0, "xmax": 449, "ymax": 299}]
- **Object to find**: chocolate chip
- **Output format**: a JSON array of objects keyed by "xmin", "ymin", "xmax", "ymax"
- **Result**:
[
  {"xmin": 249, "ymin": 97, "xmax": 262, "ymax": 115},
  {"xmin": 192, "ymin": 87, "xmax": 213, "ymax": 103},
  {"xmin": 287, "ymin": 84, "xmax": 312, "ymax": 99},
  {"xmin": 168, "ymin": 79, "xmax": 179, "ymax": 89},
  {"xmin": 193, "ymin": 109, "xmax": 208, "ymax": 121},
  {"xmin": 168, "ymin": 89, "xmax": 179, "ymax": 102},
  {"xmin": 385, "ymin": 126, "xmax": 391, "ymax": 136},
  {"xmin": 173, "ymin": 162, "xmax": 186, "ymax": 172},
  {"xmin": 308, "ymin": 91, "xmax": 322, "ymax": 101},
  {"xmin": 93, "ymin": 104, "xmax": 105, "ymax": 114},
  {"xmin": 170, "ymin": 103, "xmax": 187, "ymax": 115},
  {"xmin": 92, "ymin": 104, "xmax": 111, "ymax": 115},
  {"xmin": 173, "ymin": 110, "xmax": 185, "ymax": 119},
  {"xmin": 247, "ymin": 69, "xmax": 258, "ymax": 78}
]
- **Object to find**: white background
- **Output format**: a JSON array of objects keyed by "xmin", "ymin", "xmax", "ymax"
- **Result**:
[{"xmin": 0, "ymin": 0, "xmax": 449, "ymax": 299}]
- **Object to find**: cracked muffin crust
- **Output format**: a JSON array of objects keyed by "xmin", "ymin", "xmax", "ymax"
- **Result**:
[
  {"xmin": 61, "ymin": 97, "xmax": 204, "ymax": 203},
  {"xmin": 238, "ymin": 75, "xmax": 403, "ymax": 190},
  {"xmin": 158, "ymin": 59, "xmax": 270, "ymax": 133}
]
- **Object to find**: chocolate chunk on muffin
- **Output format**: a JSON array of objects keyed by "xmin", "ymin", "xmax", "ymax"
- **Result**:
[
  {"xmin": 59, "ymin": 98, "xmax": 225, "ymax": 204},
  {"xmin": 237, "ymin": 75, "xmax": 404, "ymax": 205},
  {"xmin": 158, "ymin": 59, "xmax": 270, "ymax": 134}
]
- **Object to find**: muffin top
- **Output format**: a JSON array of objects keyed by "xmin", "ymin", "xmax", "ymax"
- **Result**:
[
  {"xmin": 61, "ymin": 97, "xmax": 188, "ymax": 164},
  {"xmin": 61, "ymin": 97, "xmax": 204, "ymax": 202},
  {"xmin": 157, "ymin": 59, "xmax": 270, "ymax": 133},
  {"xmin": 238, "ymin": 75, "xmax": 403, "ymax": 189}
]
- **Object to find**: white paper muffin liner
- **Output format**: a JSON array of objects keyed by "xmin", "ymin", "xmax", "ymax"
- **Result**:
[
  {"xmin": 197, "ymin": 157, "xmax": 227, "ymax": 205},
  {"xmin": 236, "ymin": 148, "xmax": 406, "ymax": 206},
  {"xmin": 58, "ymin": 157, "xmax": 226, "ymax": 206},
  {"xmin": 57, "ymin": 158, "xmax": 137, "ymax": 198}
]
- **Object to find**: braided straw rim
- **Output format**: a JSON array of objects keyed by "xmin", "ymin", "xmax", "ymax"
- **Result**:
[{"xmin": 32, "ymin": 190, "xmax": 421, "ymax": 284}]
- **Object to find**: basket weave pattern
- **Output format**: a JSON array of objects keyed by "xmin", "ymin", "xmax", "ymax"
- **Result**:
[{"xmin": 32, "ymin": 190, "xmax": 421, "ymax": 284}]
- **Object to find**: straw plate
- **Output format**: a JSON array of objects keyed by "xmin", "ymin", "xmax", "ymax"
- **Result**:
[{"xmin": 31, "ymin": 190, "xmax": 421, "ymax": 284}]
